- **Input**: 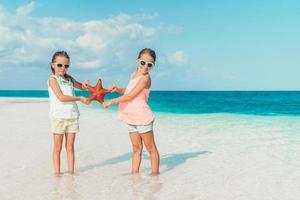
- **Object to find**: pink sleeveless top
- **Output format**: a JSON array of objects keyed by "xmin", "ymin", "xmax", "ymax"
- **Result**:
[{"xmin": 118, "ymin": 76, "xmax": 155, "ymax": 125}]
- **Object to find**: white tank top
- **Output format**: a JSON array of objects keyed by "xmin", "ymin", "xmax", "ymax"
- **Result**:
[{"xmin": 48, "ymin": 75, "xmax": 80, "ymax": 119}]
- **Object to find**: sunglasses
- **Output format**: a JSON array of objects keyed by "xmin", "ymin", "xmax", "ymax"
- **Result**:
[
  {"xmin": 54, "ymin": 63, "xmax": 70, "ymax": 69},
  {"xmin": 139, "ymin": 59, "xmax": 154, "ymax": 68}
]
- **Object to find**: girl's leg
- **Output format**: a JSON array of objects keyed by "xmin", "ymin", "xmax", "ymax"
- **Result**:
[
  {"xmin": 65, "ymin": 133, "xmax": 76, "ymax": 174},
  {"xmin": 129, "ymin": 133, "xmax": 143, "ymax": 173},
  {"xmin": 53, "ymin": 134, "xmax": 64, "ymax": 175},
  {"xmin": 140, "ymin": 131, "xmax": 160, "ymax": 175}
]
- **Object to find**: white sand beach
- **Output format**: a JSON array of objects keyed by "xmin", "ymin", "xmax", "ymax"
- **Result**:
[{"xmin": 0, "ymin": 98, "xmax": 300, "ymax": 200}]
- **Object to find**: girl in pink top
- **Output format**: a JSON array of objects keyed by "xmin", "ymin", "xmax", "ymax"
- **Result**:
[{"xmin": 103, "ymin": 48, "xmax": 160, "ymax": 176}]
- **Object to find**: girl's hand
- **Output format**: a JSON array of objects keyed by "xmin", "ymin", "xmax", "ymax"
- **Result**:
[
  {"xmin": 108, "ymin": 84, "xmax": 117, "ymax": 92},
  {"xmin": 82, "ymin": 80, "xmax": 90, "ymax": 90},
  {"xmin": 79, "ymin": 96, "xmax": 89, "ymax": 105},
  {"xmin": 103, "ymin": 100, "xmax": 112, "ymax": 108},
  {"xmin": 86, "ymin": 99, "xmax": 91, "ymax": 105}
]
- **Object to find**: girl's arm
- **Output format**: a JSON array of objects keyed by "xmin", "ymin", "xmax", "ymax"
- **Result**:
[
  {"xmin": 109, "ymin": 84, "xmax": 126, "ymax": 94},
  {"xmin": 49, "ymin": 77, "xmax": 88, "ymax": 103},
  {"xmin": 68, "ymin": 75, "xmax": 89, "ymax": 90},
  {"xmin": 103, "ymin": 75, "xmax": 150, "ymax": 108}
]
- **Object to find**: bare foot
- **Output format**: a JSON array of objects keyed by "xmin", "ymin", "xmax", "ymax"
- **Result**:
[
  {"xmin": 54, "ymin": 172, "xmax": 62, "ymax": 177},
  {"xmin": 68, "ymin": 171, "xmax": 75, "ymax": 176},
  {"xmin": 150, "ymin": 172, "xmax": 160, "ymax": 176}
]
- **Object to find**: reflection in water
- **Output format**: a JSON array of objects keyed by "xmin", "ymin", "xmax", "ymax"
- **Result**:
[
  {"xmin": 130, "ymin": 174, "xmax": 162, "ymax": 200},
  {"xmin": 52, "ymin": 176, "xmax": 63, "ymax": 200},
  {"xmin": 66, "ymin": 176, "xmax": 80, "ymax": 200},
  {"xmin": 52, "ymin": 175, "xmax": 80, "ymax": 200}
]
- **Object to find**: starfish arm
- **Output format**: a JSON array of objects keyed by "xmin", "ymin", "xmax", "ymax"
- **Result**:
[
  {"xmin": 89, "ymin": 93, "xmax": 98, "ymax": 100},
  {"xmin": 95, "ymin": 79, "xmax": 103, "ymax": 90},
  {"xmin": 96, "ymin": 96, "xmax": 104, "ymax": 103}
]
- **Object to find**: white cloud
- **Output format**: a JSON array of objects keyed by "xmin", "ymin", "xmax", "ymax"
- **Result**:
[
  {"xmin": 78, "ymin": 59, "xmax": 103, "ymax": 69},
  {"xmin": 16, "ymin": 1, "xmax": 34, "ymax": 16},
  {"xmin": 0, "ymin": 2, "xmax": 167, "ymax": 70},
  {"xmin": 0, "ymin": 2, "xmax": 192, "ymax": 90},
  {"xmin": 166, "ymin": 51, "xmax": 189, "ymax": 65}
]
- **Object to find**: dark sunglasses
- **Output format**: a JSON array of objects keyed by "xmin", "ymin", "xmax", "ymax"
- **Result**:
[
  {"xmin": 54, "ymin": 63, "xmax": 70, "ymax": 69},
  {"xmin": 139, "ymin": 59, "xmax": 154, "ymax": 68}
]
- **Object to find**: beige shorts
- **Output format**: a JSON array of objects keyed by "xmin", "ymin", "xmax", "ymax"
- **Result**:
[
  {"xmin": 51, "ymin": 118, "xmax": 79, "ymax": 134},
  {"xmin": 126, "ymin": 122, "xmax": 153, "ymax": 134}
]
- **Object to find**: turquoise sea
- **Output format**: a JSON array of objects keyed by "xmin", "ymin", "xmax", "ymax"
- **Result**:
[{"xmin": 1, "ymin": 90, "xmax": 300, "ymax": 116}]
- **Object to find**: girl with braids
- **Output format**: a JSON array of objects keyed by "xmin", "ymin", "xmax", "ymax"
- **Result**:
[
  {"xmin": 103, "ymin": 48, "xmax": 160, "ymax": 176},
  {"xmin": 48, "ymin": 51, "xmax": 89, "ymax": 176}
]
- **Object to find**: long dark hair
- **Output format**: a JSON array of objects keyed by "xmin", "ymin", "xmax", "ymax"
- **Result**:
[
  {"xmin": 50, "ymin": 51, "xmax": 73, "ymax": 81},
  {"xmin": 137, "ymin": 48, "xmax": 156, "ymax": 63}
]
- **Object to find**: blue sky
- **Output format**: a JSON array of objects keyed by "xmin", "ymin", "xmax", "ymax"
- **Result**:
[{"xmin": 0, "ymin": 0, "xmax": 299, "ymax": 90}]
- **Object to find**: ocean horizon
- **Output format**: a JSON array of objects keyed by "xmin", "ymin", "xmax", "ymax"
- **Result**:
[{"xmin": 1, "ymin": 90, "xmax": 300, "ymax": 116}]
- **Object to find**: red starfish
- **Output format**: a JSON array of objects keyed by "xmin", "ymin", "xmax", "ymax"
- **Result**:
[{"xmin": 86, "ymin": 79, "xmax": 110, "ymax": 104}]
